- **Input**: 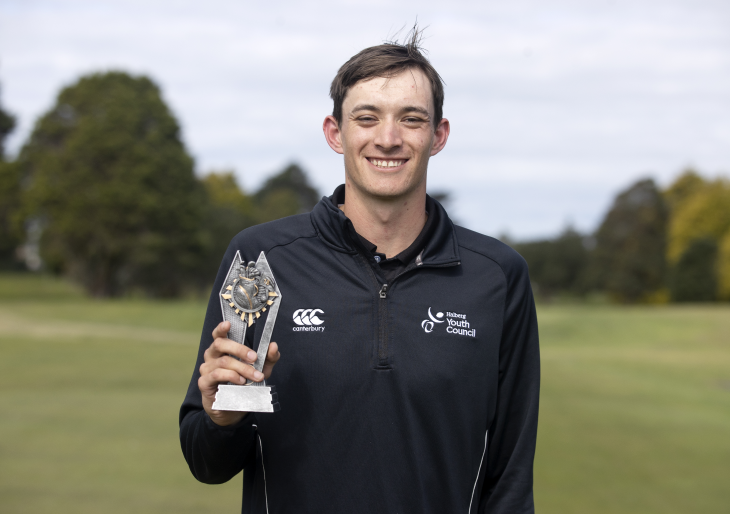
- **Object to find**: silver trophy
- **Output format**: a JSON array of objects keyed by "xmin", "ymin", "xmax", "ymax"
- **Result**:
[{"xmin": 212, "ymin": 250, "xmax": 281, "ymax": 413}]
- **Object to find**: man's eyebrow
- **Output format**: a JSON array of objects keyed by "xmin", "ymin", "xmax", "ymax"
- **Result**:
[
  {"xmin": 350, "ymin": 104, "xmax": 431, "ymax": 118},
  {"xmin": 400, "ymin": 106, "xmax": 431, "ymax": 118},
  {"xmin": 350, "ymin": 104, "xmax": 381, "ymax": 114}
]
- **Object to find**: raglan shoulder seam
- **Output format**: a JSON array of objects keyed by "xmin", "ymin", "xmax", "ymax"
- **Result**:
[
  {"xmin": 457, "ymin": 242, "xmax": 510, "ymax": 288},
  {"xmin": 453, "ymin": 225, "xmax": 530, "ymax": 318},
  {"xmin": 229, "ymin": 213, "xmax": 318, "ymax": 255},
  {"xmin": 262, "ymin": 233, "xmax": 319, "ymax": 255},
  {"xmin": 453, "ymin": 225, "xmax": 528, "ymax": 285}
]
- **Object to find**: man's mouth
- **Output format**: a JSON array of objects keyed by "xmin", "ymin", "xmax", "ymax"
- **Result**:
[{"xmin": 367, "ymin": 158, "xmax": 407, "ymax": 169}]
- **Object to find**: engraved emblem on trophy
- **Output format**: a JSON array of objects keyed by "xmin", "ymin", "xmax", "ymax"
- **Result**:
[{"xmin": 212, "ymin": 250, "xmax": 281, "ymax": 413}]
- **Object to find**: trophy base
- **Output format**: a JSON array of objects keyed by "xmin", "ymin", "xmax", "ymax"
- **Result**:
[{"xmin": 212, "ymin": 384, "xmax": 280, "ymax": 413}]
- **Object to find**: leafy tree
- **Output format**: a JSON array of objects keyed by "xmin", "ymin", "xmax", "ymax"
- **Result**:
[
  {"xmin": 664, "ymin": 169, "xmax": 706, "ymax": 213},
  {"xmin": 198, "ymin": 171, "xmax": 256, "ymax": 282},
  {"xmin": 718, "ymin": 231, "xmax": 730, "ymax": 301},
  {"xmin": 195, "ymin": 165, "xmax": 321, "ymax": 286},
  {"xmin": 669, "ymin": 238, "xmax": 718, "ymax": 302},
  {"xmin": 19, "ymin": 71, "xmax": 205, "ymax": 297},
  {"xmin": 666, "ymin": 177, "xmax": 730, "ymax": 264},
  {"xmin": 0, "ymin": 92, "xmax": 15, "ymax": 159},
  {"xmin": 204, "ymin": 171, "xmax": 255, "ymax": 218},
  {"xmin": 513, "ymin": 227, "xmax": 590, "ymax": 298},
  {"xmin": 663, "ymin": 170, "xmax": 730, "ymax": 303},
  {"xmin": 591, "ymin": 178, "xmax": 668, "ymax": 302},
  {"xmin": 254, "ymin": 163, "xmax": 320, "ymax": 221},
  {"xmin": 0, "ymin": 92, "xmax": 23, "ymax": 269},
  {"xmin": 254, "ymin": 188, "xmax": 301, "ymax": 225},
  {"xmin": 0, "ymin": 161, "xmax": 23, "ymax": 269}
]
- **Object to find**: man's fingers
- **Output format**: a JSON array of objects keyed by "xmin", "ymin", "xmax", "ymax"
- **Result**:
[
  {"xmin": 219, "ymin": 355, "xmax": 265, "ymax": 382},
  {"xmin": 198, "ymin": 369, "xmax": 246, "ymax": 391},
  {"xmin": 200, "ymin": 353, "xmax": 265, "ymax": 381},
  {"xmin": 206, "ymin": 338, "xmax": 258, "ymax": 363},
  {"xmin": 203, "ymin": 334, "xmax": 279, "ymax": 382},
  {"xmin": 199, "ymin": 358, "xmax": 265, "ymax": 387}
]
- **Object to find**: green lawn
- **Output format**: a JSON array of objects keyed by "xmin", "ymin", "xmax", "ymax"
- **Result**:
[{"xmin": 0, "ymin": 273, "xmax": 728, "ymax": 513}]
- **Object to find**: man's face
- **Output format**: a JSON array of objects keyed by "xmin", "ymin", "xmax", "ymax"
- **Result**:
[{"xmin": 323, "ymin": 68, "xmax": 449, "ymax": 200}]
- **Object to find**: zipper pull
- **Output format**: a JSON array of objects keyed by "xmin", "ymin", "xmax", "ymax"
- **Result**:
[{"xmin": 379, "ymin": 284, "xmax": 388, "ymax": 299}]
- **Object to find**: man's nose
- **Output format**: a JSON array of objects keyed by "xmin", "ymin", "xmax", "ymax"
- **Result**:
[{"xmin": 373, "ymin": 119, "xmax": 403, "ymax": 150}]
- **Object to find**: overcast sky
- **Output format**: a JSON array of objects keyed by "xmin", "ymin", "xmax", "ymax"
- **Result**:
[{"xmin": 1, "ymin": 0, "xmax": 728, "ymax": 239}]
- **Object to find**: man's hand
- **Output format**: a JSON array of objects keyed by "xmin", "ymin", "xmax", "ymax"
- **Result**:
[{"xmin": 198, "ymin": 320, "xmax": 281, "ymax": 427}]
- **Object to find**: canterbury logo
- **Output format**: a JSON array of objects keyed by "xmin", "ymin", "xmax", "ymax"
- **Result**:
[{"xmin": 293, "ymin": 309, "xmax": 324, "ymax": 326}]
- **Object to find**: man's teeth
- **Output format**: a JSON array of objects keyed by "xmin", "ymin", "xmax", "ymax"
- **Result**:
[{"xmin": 371, "ymin": 160, "xmax": 404, "ymax": 168}]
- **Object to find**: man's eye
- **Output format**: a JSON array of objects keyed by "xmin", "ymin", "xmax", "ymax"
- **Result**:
[
  {"xmin": 404, "ymin": 117, "xmax": 426, "ymax": 124},
  {"xmin": 357, "ymin": 116, "xmax": 377, "ymax": 122}
]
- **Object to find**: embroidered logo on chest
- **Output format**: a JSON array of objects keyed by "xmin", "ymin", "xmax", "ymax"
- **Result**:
[
  {"xmin": 292, "ymin": 309, "xmax": 325, "ymax": 332},
  {"xmin": 421, "ymin": 308, "xmax": 476, "ymax": 338}
]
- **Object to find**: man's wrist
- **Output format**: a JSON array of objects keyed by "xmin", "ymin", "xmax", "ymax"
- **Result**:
[{"xmin": 204, "ymin": 410, "xmax": 252, "ymax": 431}]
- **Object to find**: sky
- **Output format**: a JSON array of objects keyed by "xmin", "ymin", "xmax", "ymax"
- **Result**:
[{"xmin": 1, "ymin": 0, "xmax": 729, "ymax": 240}]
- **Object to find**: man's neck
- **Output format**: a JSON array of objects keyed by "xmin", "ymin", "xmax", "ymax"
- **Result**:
[{"xmin": 340, "ymin": 181, "xmax": 427, "ymax": 259}]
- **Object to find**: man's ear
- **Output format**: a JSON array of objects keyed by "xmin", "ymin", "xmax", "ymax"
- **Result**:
[
  {"xmin": 429, "ymin": 118, "xmax": 450, "ymax": 157},
  {"xmin": 323, "ymin": 115, "xmax": 344, "ymax": 155}
]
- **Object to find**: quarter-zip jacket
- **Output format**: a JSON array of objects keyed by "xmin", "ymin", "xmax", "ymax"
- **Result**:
[{"xmin": 180, "ymin": 192, "xmax": 540, "ymax": 514}]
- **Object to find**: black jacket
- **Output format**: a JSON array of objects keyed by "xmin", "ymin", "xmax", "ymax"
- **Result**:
[{"xmin": 180, "ymin": 192, "xmax": 540, "ymax": 514}]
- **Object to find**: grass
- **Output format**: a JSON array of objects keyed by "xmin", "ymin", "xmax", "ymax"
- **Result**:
[
  {"xmin": 1, "ymin": 273, "xmax": 729, "ymax": 513},
  {"xmin": 0, "ymin": 274, "xmax": 239, "ymax": 514},
  {"xmin": 535, "ymin": 305, "xmax": 730, "ymax": 513}
]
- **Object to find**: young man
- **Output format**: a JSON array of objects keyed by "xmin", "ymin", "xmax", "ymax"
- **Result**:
[{"xmin": 180, "ymin": 32, "xmax": 540, "ymax": 514}]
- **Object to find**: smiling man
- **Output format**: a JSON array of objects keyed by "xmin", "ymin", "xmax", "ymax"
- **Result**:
[{"xmin": 180, "ymin": 29, "xmax": 540, "ymax": 514}]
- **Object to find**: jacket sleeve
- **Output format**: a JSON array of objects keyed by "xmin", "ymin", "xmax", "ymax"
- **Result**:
[
  {"xmin": 179, "ymin": 242, "xmax": 257, "ymax": 484},
  {"xmin": 480, "ymin": 256, "xmax": 540, "ymax": 513}
]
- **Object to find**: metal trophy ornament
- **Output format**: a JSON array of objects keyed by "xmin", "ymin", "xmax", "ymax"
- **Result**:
[{"xmin": 212, "ymin": 251, "xmax": 281, "ymax": 413}]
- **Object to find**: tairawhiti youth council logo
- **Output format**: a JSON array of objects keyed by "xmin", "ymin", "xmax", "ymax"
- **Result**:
[
  {"xmin": 292, "ymin": 309, "xmax": 325, "ymax": 332},
  {"xmin": 421, "ymin": 307, "xmax": 476, "ymax": 337}
]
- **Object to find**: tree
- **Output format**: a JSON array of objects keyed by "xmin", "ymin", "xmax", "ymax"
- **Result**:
[
  {"xmin": 669, "ymin": 238, "xmax": 718, "ymax": 302},
  {"xmin": 0, "ymin": 89, "xmax": 23, "ymax": 269},
  {"xmin": 664, "ymin": 174, "xmax": 730, "ymax": 303},
  {"xmin": 513, "ymin": 227, "xmax": 590, "ymax": 298},
  {"xmin": 194, "ymin": 165, "xmax": 322, "ymax": 287},
  {"xmin": 591, "ymin": 178, "xmax": 668, "ymax": 302},
  {"xmin": 0, "ymin": 91, "xmax": 15, "ymax": 159},
  {"xmin": 0, "ymin": 161, "xmax": 23, "ymax": 269},
  {"xmin": 19, "ymin": 71, "xmax": 205, "ymax": 297},
  {"xmin": 198, "ymin": 171, "xmax": 256, "ymax": 283},
  {"xmin": 664, "ymin": 169, "xmax": 705, "ymax": 213},
  {"xmin": 664, "ymin": 170, "xmax": 730, "ymax": 301},
  {"xmin": 718, "ymin": 231, "xmax": 730, "ymax": 301},
  {"xmin": 254, "ymin": 163, "xmax": 320, "ymax": 222},
  {"xmin": 666, "ymin": 177, "xmax": 730, "ymax": 264}
]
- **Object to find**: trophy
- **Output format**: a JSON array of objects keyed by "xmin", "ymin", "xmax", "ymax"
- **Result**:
[{"xmin": 212, "ymin": 250, "xmax": 281, "ymax": 413}]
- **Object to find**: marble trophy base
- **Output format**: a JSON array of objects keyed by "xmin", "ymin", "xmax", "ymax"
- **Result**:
[{"xmin": 213, "ymin": 384, "xmax": 280, "ymax": 412}]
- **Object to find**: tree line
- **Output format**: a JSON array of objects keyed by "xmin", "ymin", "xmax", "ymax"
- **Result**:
[
  {"xmin": 511, "ymin": 172, "xmax": 730, "ymax": 303},
  {"xmin": 0, "ymin": 72, "xmax": 319, "ymax": 297},
  {"xmin": 1, "ymin": 71, "xmax": 727, "ymax": 302}
]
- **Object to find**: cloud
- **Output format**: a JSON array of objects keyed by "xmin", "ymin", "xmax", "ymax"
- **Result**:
[{"xmin": 1, "ymin": 0, "xmax": 728, "ymax": 239}]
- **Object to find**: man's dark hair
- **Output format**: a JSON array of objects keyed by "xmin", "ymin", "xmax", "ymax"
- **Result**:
[{"xmin": 329, "ymin": 26, "xmax": 445, "ymax": 128}]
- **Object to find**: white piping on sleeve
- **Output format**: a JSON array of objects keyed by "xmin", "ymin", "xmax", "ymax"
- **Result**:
[
  {"xmin": 468, "ymin": 429, "xmax": 489, "ymax": 514},
  {"xmin": 258, "ymin": 434, "xmax": 270, "ymax": 514}
]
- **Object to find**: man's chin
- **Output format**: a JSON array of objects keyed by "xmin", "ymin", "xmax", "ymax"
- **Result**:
[
  {"xmin": 360, "ymin": 182, "xmax": 419, "ymax": 200},
  {"xmin": 348, "ymin": 174, "xmax": 425, "ymax": 201}
]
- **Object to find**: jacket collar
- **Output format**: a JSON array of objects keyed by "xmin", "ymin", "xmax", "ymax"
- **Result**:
[{"xmin": 310, "ymin": 185, "xmax": 461, "ymax": 267}]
